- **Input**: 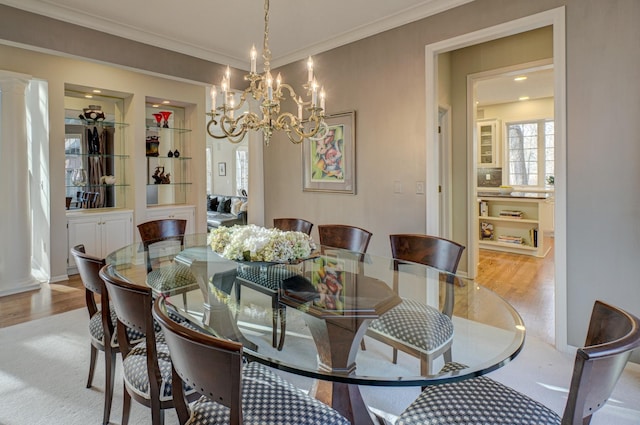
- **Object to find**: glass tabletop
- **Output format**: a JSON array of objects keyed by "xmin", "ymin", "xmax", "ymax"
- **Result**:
[{"xmin": 106, "ymin": 232, "xmax": 525, "ymax": 387}]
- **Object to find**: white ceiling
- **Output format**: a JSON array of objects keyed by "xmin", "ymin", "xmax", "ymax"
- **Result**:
[
  {"xmin": 2, "ymin": 0, "xmax": 473, "ymax": 70},
  {"xmin": 476, "ymin": 67, "xmax": 554, "ymax": 107}
]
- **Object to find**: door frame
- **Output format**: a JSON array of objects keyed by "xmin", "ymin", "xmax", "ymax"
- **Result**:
[{"xmin": 424, "ymin": 7, "xmax": 567, "ymax": 352}]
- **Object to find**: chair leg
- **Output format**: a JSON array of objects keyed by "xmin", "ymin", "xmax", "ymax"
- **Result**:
[
  {"xmin": 271, "ymin": 295, "xmax": 279, "ymax": 348},
  {"xmin": 151, "ymin": 397, "xmax": 165, "ymax": 425},
  {"xmin": 392, "ymin": 347, "xmax": 398, "ymax": 364},
  {"xmin": 102, "ymin": 350, "xmax": 116, "ymax": 425},
  {"xmin": 277, "ymin": 305, "xmax": 286, "ymax": 351},
  {"xmin": 86, "ymin": 345, "xmax": 98, "ymax": 388},
  {"xmin": 443, "ymin": 347, "xmax": 452, "ymax": 364},
  {"xmin": 121, "ymin": 384, "xmax": 131, "ymax": 425},
  {"xmin": 360, "ymin": 339, "xmax": 367, "ymax": 351},
  {"xmin": 182, "ymin": 292, "xmax": 188, "ymax": 309}
]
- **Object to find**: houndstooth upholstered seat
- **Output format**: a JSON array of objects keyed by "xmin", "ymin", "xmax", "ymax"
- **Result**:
[
  {"xmin": 367, "ymin": 298, "xmax": 454, "ymax": 353},
  {"xmin": 146, "ymin": 262, "xmax": 198, "ymax": 296},
  {"xmin": 122, "ymin": 332, "xmax": 196, "ymax": 402},
  {"xmin": 89, "ymin": 307, "xmax": 145, "ymax": 347},
  {"xmin": 396, "ymin": 374, "xmax": 560, "ymax": 425},
  {"xmin": 398, "ymin": 301, "xmax": 640, "ymax": 425},
  {"xmin": 152, "ymin": 296, "xmax": 350, "ymax": 425},
  {"xmin": 184, "ymin": 362, "xmax": 349, "ymax": 425}
]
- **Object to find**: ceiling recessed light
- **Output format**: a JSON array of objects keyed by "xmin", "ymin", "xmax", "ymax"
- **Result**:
[
  {"xmin": 152, "ymin": 104, "xmax": 160, "ymax": 108},
  {"xmin": 92, "ymin": 89, "xmax": 101, "ymax": 93},
  {"xmin": 514, "ymin": 76, "xmax": 527, "ymax": 81},
  {"xmin": 162, "ymin": 100, "xmax": 170, "ymax": 104},
  {"xmin": 519, "ymin": 96, "xmax": 530, "ymax": 101},
  {"xmin": 85, "ymin": 94, "xmax": 93, "ymax": 98}
]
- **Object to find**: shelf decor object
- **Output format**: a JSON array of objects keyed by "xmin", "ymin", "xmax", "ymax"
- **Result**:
[
  {"xmin": 152, "ymin": 113, "xmax": 163, "ymax": 127},
  {"xmin": 159, "ymin": 111, "xmax": 172, "ymax": 128},
  {"xmin": 206, "ymin": 0, "xmax": 326, "ymax": 145}
]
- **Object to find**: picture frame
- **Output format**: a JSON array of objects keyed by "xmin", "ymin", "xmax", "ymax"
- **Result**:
[
  {"xmin": 218, "ymin": 162, "xmax": 226, "ymax": 176},
  {"xmin": 302, "ymin": 111, "xmax": 356, "ymax": 194}
]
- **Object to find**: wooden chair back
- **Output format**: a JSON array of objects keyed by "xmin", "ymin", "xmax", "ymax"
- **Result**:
[
  {"xmin": 389, "ymin": 234, "xmax": 465, "ymax": 317},
  {"xmin": 562, "ymin": 300, "xmax": 640, "ymax": 425},
  {"xmin": 318, "ymin": 224, "xmax": 372, "ymax": 259},
  {"xmin": 389, "ymin": 234, "xmax": 465, "ymax": 274},
  {"xmin": 99, "ymin": 264, "xmax": 157, "ymax": 357},
  {"xmin": 71, "ymin": 244, "xmax": 107, "ymax": 304},
  {"xmin": 152, "ymin": 297, "xmax": 243, "ymax": 424},
  {"xmin": 137, "ymin": 219, "xmax": 188, "ymax": 272},
  {"xmin": 273, "ymin": 218, "xmax": 313, "ymax": 235}
]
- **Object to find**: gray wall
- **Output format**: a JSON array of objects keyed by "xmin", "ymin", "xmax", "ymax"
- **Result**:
[{"xmin": 2, "ymin": 0, "xmax": 640, "ymax": 352}]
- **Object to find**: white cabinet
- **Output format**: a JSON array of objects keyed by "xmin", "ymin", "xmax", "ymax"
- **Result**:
[
  {"xmin": 477, "ymin": 119, "xmax": 500, "ymax": 167},
  {"xmin": 145, "ymin": 205, "xmax": 196, "ymax": 235},
  {"xmin": 477, "ymin": 195, "xmax": 550, "ymax": 258},
  {"xmin": 67, "ymin": 209, "xmax": 133, "ymax": 273}
]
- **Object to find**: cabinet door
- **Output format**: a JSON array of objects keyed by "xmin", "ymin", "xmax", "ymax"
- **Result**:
[
  {"xmin": 477, "ymin": 119, "xmax": 500, "ymax": 167},
  {"xmin": 68, "ymin": 215, "xmax": 100, "ymax": 269},
  {"xmin": 101, "ymin": 212, "xmax": 133, "ymax": 258},
  {"xmin": 146, "ymin": 206, "xmax": 195, "ymax": 234}
]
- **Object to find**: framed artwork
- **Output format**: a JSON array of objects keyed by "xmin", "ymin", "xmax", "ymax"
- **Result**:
[
  {"xmin": 302, "ymin": 111, "xmax": 356, "ymax": 194},
  {"xmin": 218, "ymin": 162, "xmax": 226, "ymax": 176}
]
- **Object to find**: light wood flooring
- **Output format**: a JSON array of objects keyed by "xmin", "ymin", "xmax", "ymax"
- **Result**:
[{"xmin": 0, "ymin": 245, "xmax": 556, "ymax": 346}]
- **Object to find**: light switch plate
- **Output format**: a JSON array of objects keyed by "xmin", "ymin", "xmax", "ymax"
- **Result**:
[{"xmin": 416, "ymin": 181, "xmax": 425, "ymax": 194}]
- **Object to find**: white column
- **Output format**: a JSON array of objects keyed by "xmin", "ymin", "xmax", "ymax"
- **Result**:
[{"xmin": 0, "ymin": 71, "xmax": 39, "ymax": 295}]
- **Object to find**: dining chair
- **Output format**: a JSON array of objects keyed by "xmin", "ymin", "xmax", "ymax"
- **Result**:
[
  {"xmin": 275, "ymin": 223, "xmax": 374, "ymax": 350},
  {"xmin": 137, "ymin": 219, "xmax": 197, "ymax": 303},
  {"xmin": 151, "ymin": 296, "xmax": 350, "ymax": 425},
  {"xmin": 396, "ymin": 300, "xmax": 640, "ymax": 425},
  {"xmin": 273, "ymin": 217, "xmax": 314, "ymax": 235},
  {"xmin": 231, "ymin": 217, "xmax": 313, "ymax": 350},
  {"xmin": 365, "ymin": 234, "xmax": 465, "ymax": 375},
  {"xmin": 71, "ymin": 245, "xmax": 113, "ymax": 424},
  {"xmin": 99, "ymin": 264, "xmax": 197, "ymax": 425}
]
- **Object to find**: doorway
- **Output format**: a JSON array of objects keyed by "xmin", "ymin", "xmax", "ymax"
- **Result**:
[{"xmin": 425, "ymin": 7, "xmax": 567, "ymax": 351}]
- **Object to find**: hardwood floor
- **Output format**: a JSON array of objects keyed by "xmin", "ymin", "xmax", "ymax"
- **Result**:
[
  {"xmin": 475, "ymin": 238, "xmax": 555, "ymax": 345},
  {"xmin": 1, "ymin": 246, "xmax": 556, "ymax": 347}
]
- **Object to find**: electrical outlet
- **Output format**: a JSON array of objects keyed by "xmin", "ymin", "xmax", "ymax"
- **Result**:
[
  {"xmin": 485, "ymin": 173, "xmax": 491, "ymax": 180},
  {"xmin": 416, "ymin": 181, "xmax": 425, "ymax": 194}
]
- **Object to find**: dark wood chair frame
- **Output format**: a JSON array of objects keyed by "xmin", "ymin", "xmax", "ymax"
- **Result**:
[
  {"xmin": 152, "ymin": 296, "xmax": 245, "ymax": 424},
  {"xmin": 99, "ymin": 264, "xmax": 198, "ymax": 425},
  {"xmin": 365, "ymin": 234, "xmax": 465, "ymax": 375},
  {"xmin": 560, "ymin": 300, "xmax": 640, "ymax": 424},
  {"xmin": 71, "ymin": 244, "xmax": 114, "ymax": 425}
]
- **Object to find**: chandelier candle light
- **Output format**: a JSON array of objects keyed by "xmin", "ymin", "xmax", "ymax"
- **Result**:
[{"xmin": 206, "ymin": 0, "xmax": 327, "ymax": 145}]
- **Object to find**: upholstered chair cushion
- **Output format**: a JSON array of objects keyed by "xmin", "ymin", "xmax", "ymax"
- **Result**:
[
  {"xmin": 236, "ymin": 266, "xmax": 297, "ymax": 291},
  {"xmin": 122, "ymin": 332, "xmax": 196, "ymax": 402},
  {"xmin": 368, "ymin": 298, "xmax": 454, "ymax": 352},
  {"xmin": 396, "ymin": 374, "xmax": 560, "ymax": 425},
  {"xmin": 89, "ymin": 307, "xmax": 145, "ymax": 347},
  {"xmin": 146, "ymin": 263, "xmax": 197, "ymax": 295},
  {"xmin": 185, "ymin": 362, "xmax": 349, "ymax": 425}
]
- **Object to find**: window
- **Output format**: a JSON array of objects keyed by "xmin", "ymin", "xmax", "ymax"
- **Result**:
[
  {"xmin": 235, "ymin": 147, "xmax": 249, "ymax": 194},
  {"xmin": 506, "ymin": 119, "xmax": 554, "ymax": 187}
]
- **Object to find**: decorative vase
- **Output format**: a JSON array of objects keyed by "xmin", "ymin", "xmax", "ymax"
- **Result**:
[
  {"xmin": 173, "ymin": 149, "xmax": 180, "ymax": 158},
  {"xmin": 152, "ymin": 113, "xmax": 163, "ymax": 127},
  {"xmin": 167, "ymin": 150, "xmax": 174, "ymax": 157},
  {"xmin": 71, "ymin": 168, "xmax": 87, "ymax": 186},
  {"xmin": 160, "ymin": 111, "xmax": 172, "ymax": 128}
]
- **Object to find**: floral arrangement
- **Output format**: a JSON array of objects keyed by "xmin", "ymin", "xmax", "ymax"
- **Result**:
[{"xmin": 209, "ymin": 224, "xmax": 317, "ymax": 263}]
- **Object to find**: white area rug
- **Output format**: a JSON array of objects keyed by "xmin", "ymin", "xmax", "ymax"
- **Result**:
[{"xmin": 0, "ymin": 308, "xmax": 638, "ymax": 425}]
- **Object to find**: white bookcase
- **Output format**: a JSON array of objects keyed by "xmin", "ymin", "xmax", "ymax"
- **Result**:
[{"xmin": 477, "ymin": 194, "xmax": 550, "ymax": 258}]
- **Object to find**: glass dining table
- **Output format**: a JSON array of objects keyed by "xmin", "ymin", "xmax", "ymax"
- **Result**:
[{"xmin": 106, "ymin": 233, "xmax": 525, "ymax": 425}]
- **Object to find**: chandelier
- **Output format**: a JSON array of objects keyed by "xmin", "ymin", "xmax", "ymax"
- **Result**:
[{"xmin": 206, "ymin": 0, "xmax": 327, "ymax": 145}]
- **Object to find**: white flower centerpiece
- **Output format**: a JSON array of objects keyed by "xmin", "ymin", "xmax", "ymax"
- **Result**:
[{"xmin": 209, "ymin": 224, "xmax": 317, "ymax": 263}]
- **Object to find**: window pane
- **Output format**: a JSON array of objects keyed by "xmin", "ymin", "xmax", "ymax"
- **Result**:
[{"xmin": 506, "ymin": 119, "xmax": 554, "ymax": 187}]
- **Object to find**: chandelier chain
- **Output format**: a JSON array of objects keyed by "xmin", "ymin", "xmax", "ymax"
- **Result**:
[{"xmin": 263, "ymin": 0, "xmax": 271, "ymax": 71}]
